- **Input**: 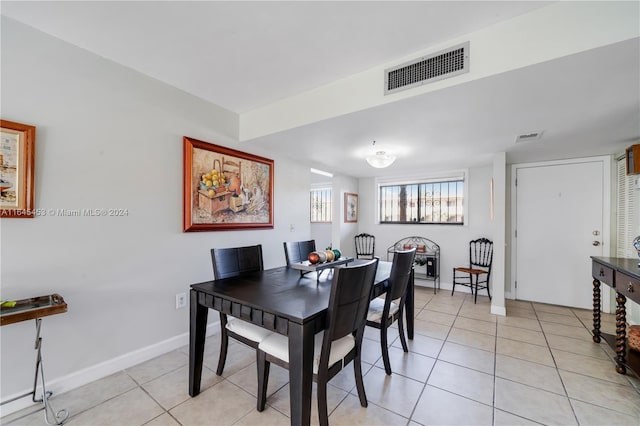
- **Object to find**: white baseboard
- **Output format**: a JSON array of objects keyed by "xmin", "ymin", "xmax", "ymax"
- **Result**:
[{"xmin": 1, "ymin": 322, "xmax": 221, "ymax": 416}]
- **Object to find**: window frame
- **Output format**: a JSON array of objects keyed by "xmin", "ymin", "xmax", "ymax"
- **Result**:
[
  {"xmin": 310, "ymin": 186, "xmax": 333, "ymax": 223},
  {"xmin": 375, "ymin": 170, "xmax": 468, "ymax": 226}
]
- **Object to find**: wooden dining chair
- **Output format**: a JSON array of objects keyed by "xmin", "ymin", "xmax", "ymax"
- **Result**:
[
  {"xmin": 366, "ymin": 248, "xmax": 416, "ymax": 375},
  {"xmin": 354, "ymin": 233, "xmax": 375, "ymax": 259},
  {"xmin": 255, "ymin": 258, "xmax": 379, "ymax": 426},
  {"xmin": 283, "ymin": 240, "xmax": 316, "ymax": 266},
  {"xmin": 211, "ymin": 244, "xmax": 273, "ymax": 375},
  {"xmin": 452, "ymin": 238, "xmax": 494, "ymax": 303}
]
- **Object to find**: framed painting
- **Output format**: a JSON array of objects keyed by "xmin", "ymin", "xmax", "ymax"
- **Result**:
[
  {"xmin": 183, "ymin": 136, "xmax": 274, "ymax": 231},
  {"xmin": 344, "ymin": 192, "xmax": 358, "ymax": 223},
  {"xmin": 1, "ymin": 120, "xmax": 35, "ymax": 218}
]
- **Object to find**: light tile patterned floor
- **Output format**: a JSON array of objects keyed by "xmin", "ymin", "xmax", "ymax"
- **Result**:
[{"xmin": 4, "ymin": 285, "xmax": 640, "ymax": 425}]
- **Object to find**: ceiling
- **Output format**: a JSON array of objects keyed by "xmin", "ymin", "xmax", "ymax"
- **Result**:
[{"xmin": 2, "ymin": 1, "xmax": 639, "ymax": 178}]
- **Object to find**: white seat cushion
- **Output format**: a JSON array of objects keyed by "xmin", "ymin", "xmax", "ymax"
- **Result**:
[
  {"xmin": 366, "ymin": 297, "xmax": 400, "ymax": 323},
  {"xmin": 226, "ymin": 317, "xmax": 273, "ymax": 342},
  {"xmin": 259, "ymin": 331, "xmax": 355, "ymax": 374}
]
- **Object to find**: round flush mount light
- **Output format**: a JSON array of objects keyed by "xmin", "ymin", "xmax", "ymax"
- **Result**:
[{"xmin": 365, "ymin": 141, "xmax": 396, "ymax": 168}]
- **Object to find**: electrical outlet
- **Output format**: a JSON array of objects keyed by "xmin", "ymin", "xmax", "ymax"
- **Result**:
[{"xmin": 175, "ymin": 292, "xmax": 187, "ymax": 309}]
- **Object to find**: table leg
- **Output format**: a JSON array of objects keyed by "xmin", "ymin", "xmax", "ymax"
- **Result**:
[
  {"xmin": 189, "ymin": 290, "xmax": 208, "ymax": 397},
  {"xmin": 406, "ymin": 268, "xmax": 415, "ymax": 340},
  {"xmin": 592, "ymin": 279, "xmax": 601, "ymax": 343},
  {"xmin": 288, "ymin": 321, "xmax": 314, "ymax": 426},
  {"xmin": 615, "ymin": 292, "xmax": 627, "ymax": 375}
]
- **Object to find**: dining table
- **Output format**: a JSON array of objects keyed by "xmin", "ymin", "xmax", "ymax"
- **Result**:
[{"xmin": 188, "ymin": 260, "xmax": 414, "ymax": 426}]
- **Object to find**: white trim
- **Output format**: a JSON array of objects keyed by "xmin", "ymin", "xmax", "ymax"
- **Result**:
[
  {"xmin": 510, "ymin": 156, "xmax": 612, "ymax": 313},
  {"xmin": 0, "ymin": 322, "xmax": 221, "ymax": 416}
]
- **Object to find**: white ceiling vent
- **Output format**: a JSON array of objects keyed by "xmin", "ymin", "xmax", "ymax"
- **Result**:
[
  {"xmin": 384, "ymin": 42, "xmax": 470, "ymax": 95},
  {"xmin": 515, "ymin": 131, "xmax": 544, "ymax": 143}
]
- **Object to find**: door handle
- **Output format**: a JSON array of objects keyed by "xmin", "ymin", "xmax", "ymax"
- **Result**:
[{"xmin": 592, "ymin": 241, "xmax": 601, "ymax": 246}]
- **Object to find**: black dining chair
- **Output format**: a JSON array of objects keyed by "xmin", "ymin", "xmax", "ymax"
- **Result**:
[
  {"xmin": 452, "ymin": 238, "xmax": 494, "ymax": 303},
  {"xmin": 354, "ymin": 233, "xmax": 375, "ymax": 259},
  {"xmin": 211, "ymin": 244, "xmax": 272, "ymax": 375},
  {"xmin": 366, "ymin": 248, "xmax": 416, "ymax": 375},
  {"xmin": 255, "ymin": 258, "xmax": 379, "ymax": 426},
  {"xmin": 283, "ymin": 240, "xmax": 316, "ymax": 266}
]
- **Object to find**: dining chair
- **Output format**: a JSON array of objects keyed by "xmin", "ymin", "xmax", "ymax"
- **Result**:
[
  {"xmin": 255, "ymin": 258, "xmax": 379, "ymax": 426},
  {"xmin": 211, "ymin": 244, "xmax": 273, "ymax": 375},
  {"xmin": 354, "ymin": 233, "xmax": 375, "ymax": 259},
  {"xmin": 283, "ymin": 240, "xmax": 316, "ymax": 266},
  {"xmin": 452, "ymin": 238, "xmax": 494, "ymax": 303},
  {"xmin": 366, "ymin": 248, "xmax": 416, "ymax": 375}
]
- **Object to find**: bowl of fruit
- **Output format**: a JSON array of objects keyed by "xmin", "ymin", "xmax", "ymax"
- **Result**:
[{"xmin": 199, "ymin": 170, "xmax": 229, "ymax": 197}]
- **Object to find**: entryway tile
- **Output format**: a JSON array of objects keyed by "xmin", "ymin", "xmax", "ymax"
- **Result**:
[
  {"xmin": 494, "ymin": 378, "xmax": 577, "ymax": 425},
  {"xmin": 169, "ymin": 381, "xmax": 255, "ymax": 426},
  {"xmin": 438, "ymin": 341, "xmax": 495, "ymax": 374},
  {"xmin": 67, "ymin": 388, "xmax": 163, "ymax": 426},
  {"xmin": 496, "ymin": 337, "xmax": 554, "ymax": 366},
  {"xmin": 427, "ymin": 360, "xmax": 494, "ymax": 405},
  {"xmin": 495, "ymin": 354, "xmax": 565, "ymax": 395},
  {"xmin": 412, "ymin": 385, "xmax": 493, "ymax": 426},
  {"xmin": 570, "ymin": 398, "xmax": 640, "ymax": 426},
  {"xmin": 559, "ymin": 370, "xmax": 640, "ymax": 418}
]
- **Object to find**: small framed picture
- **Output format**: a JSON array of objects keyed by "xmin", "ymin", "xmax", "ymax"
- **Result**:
[
  {"xmin": 344, "ymin": 192, "xmax": 358, "ymax": 223},
  {"xmin": 1, "ymin": 119, "xmax": 36, "ymax": 218}
]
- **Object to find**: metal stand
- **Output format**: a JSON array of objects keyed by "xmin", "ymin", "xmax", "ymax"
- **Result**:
[{"xmin": 1, "ymin": 319, "xmax": 69, "ymax": 425}]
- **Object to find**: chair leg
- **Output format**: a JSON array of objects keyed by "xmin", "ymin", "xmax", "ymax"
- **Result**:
[
  {"xmin": 318, "ymin": 378, "xmax": 329, "ymax": 426},
  {"xmin": 397, "ymin": 310, "xmax": 408, "ymax": 353},
  {"xmin": 256, "ymin": 350, "xmax": 270, "ymax": 412},
  {"xmin": 380, "ymin": 323, "xmax": 392, "ymax": 375},
  {"xmin": 216, "ymin": 314, "xmax": 229, "ymax": 376},
  {"xmin": 354, "ymin": 354, "xmax": 368, "ymax": 408},
  {"xmin": 486, "ymin": 280, "xmax": 492, "ymax": 300},
  {"xmin": 474, "ymin": 275, "xmax": 478, "ymax": 304},
  {"xmin": 451, "ymin": 269, "xmax": 456, "ymax": 296}
]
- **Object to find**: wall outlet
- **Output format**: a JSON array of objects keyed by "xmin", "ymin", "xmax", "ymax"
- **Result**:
[{"xmin": 175, "ymin": 292, "xmax": 187, "ymax": 309}]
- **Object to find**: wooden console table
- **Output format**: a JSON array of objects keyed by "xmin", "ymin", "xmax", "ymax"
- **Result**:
[
  {"xmin": 0, "ymin": 294, "xmax": 69, "ymax": 425},
  {"xmin": 591, "ymin": 257, "xmax": 640, "ymax": 376}
]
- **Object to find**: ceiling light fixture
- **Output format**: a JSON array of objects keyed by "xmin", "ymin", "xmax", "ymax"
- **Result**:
[{"xmin": 366, "ymin": 141, "xmax": 396, "ymax": 168}]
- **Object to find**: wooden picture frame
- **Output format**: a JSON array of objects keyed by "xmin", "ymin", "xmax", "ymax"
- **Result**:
[
  {"xmin": 344, "ymin": 192, "xmax": 358, "ymax": 223},
  {"xmin": 183, "ymin": 136, "xmax": 274, "ymax": 232},
  {"xmin": 1, "ymin": 120, "xmax": 35, "ymax": 218}
]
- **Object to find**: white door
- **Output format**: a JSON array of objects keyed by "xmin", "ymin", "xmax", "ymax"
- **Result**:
[{"xmin": 514, "ymin": 158, "xmax": 608, "ymax": 309}]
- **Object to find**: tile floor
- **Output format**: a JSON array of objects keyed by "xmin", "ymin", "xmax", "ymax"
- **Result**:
[{"xmin": 3, "ymin": 286, "xmax": 640, "ymax": 425}]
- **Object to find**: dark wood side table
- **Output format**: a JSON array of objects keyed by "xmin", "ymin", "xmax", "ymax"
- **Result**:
[
  {"xmin": 0, "ymin": 294, "xmax": 69, "ymax": 425},
  {"xmin": 591, "ymin": 257, "xmax": 640, "ymax": 376}
]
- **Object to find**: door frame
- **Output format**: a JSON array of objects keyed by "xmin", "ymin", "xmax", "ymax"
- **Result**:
[{"xmin": 510, "ymin": 156, "xmax": 612, "ymax": 312}]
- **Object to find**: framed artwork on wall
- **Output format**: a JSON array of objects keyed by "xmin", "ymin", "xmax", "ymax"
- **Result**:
[
  {"xmin": 344, "ymin": 192, "xmax": 358, "ymax": 223},
  {"xmin": 183, "ymin": 136, "xmax": 274, "ymax": 231},
  {"xmin": 1, "ymin": 119, "xmax": 35, "ymax": 218}
]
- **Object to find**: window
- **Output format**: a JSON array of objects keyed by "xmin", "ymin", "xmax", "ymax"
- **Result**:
[
  {"xmin": 310, "ymin": 188, "xmax": 332, "ymax": 222},
  {"xmin": 379, "ymin": 179, "xmax": 464, "ymax": 224}
]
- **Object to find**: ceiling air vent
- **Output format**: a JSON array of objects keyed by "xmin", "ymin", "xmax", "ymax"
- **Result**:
[
  {"xmin": 384, "ymin": 42, "xmax": 470, "ymax": 95},
  {"xmin": 515, "ymin": 131, "xmax": 544, "ymax": 143}
]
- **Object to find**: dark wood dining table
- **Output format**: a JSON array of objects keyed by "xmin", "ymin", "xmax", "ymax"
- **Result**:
[{"xmin": 188, "ymin": 260, "xmax": 414, "ymax": 426}]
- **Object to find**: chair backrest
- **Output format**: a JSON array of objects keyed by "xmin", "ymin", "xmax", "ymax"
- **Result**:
[
  {"xmin": 211, "ymin": 244, "xmax": 264, "ymax": 279},
  {"xmin": 283, "ymin": 240, "xmax": 316, "ymax": 266},
  {"xmin": 386, "ymin": 248, "xmax": 417, "ymax": 301},
  {"xmin": 469, "ymin": 238, "xmax": 493, "ymax": 271},
  {"xmin": 325, "ymin": 258, "xmax": 379, "ymax": 343},
  {"xmin": 354, "ymin": 233, "xmax": 375, "ymax": 259}
]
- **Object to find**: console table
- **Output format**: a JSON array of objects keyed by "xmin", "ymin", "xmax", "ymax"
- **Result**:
[
  {"xmin": 0, "ymin": 294, "xmax": 69, "ymax": 425},
  {"xmin": 591, "ymin": 257, "xmax": 640, "ymax": 376}
]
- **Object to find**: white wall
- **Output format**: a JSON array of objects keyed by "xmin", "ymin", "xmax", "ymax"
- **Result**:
[
  {"xmin": 358, "ymin": 166, "xmax": 493, "ymax": 289},
  {"xmin": 0, "ymin": 17, "xmax": 311, "ymax": 403}
]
